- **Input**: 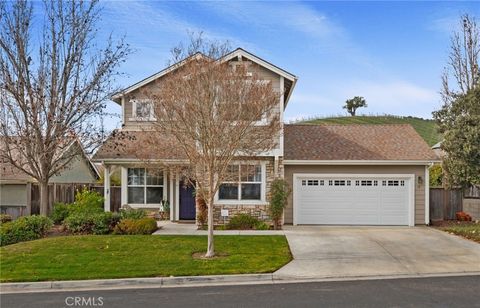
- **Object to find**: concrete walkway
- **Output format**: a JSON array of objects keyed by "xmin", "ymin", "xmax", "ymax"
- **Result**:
[
  {"xmin": 153, "ymin": 221, "xmax": 285, "ymax": 235},
  {"xmin": 274, "ymin": 226, "xmax": 480, "ymax": 279}
]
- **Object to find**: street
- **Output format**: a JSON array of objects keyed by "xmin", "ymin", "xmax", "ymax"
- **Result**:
[{"xmin": 1, "ymin": 275, "xmax": 479, "ymax": 308}]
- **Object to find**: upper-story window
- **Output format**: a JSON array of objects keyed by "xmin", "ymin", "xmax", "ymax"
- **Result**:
[{"xmin": 130, "ymin": 99, "xmax": 156, "ymax": 121}]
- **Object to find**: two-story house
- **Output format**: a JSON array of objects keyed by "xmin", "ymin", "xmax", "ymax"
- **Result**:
[{"xmin": 93, "ymin": 48, "xmax": 438, "ymax": 226}]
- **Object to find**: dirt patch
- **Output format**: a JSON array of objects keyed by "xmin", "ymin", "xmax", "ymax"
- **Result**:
[
  {"xmin": 46, "ymin": 225, "xmax": 68, "ymax": 237},
  {"xmin": 192, "ymin": 251, "xmax": 229, "ymax": 260},
  {"xmin": 430, "ymin": 220, "xmax": 477, "ymax": 227}
]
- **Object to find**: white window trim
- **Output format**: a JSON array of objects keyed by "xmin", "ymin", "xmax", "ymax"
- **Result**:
[
  {"xmin": 127, "ymin": 168, "xmax": 165, "ymax": 205},
  {"xmin": 128, "ymin": 99, "xmax": 157, "ymax": 121},
  {"xmin": 215, "ymin": 161, "xmax": 267, "ymax": 205}
]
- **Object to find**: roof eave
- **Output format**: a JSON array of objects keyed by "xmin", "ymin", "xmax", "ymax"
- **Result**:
[{"xmin": 283, "ymin": 159, "xmax": 441, "ymax": 165}]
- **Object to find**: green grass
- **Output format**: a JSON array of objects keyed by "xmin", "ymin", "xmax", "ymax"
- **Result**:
[
  {"xmin": 0, "ymin": 235, "xmax": 292, "ymax": 282},
  {"xmin": 301, "ymin": 115, "xmax": 441, "ymax": 146},
  {"xmin": 439, "ymin": 223, "xmax": 480, "ymax": 243}
]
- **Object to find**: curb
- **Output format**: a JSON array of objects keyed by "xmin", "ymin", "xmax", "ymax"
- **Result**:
[{"xmin": 2, "ymin": 271, "xmax": 480, "ymax": 294}]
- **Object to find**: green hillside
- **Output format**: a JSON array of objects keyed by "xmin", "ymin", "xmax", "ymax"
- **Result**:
[{"xmin": 301, "ymin": 115, "xmax": 441, "ymax": 146}]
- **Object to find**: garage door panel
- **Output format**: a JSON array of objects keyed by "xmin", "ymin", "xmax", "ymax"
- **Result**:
[{"xmin": 296, "ymin": 176, "xmax": 411, "ymax": 226}]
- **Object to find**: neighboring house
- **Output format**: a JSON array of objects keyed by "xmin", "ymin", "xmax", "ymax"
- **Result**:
[
  {"xmin": 431, "ymin": 141, "xmax": 444, "ymax": 158},
  {"xmin": 93, "ymin": 48, "xmax": 439, "ymax": 226},
  {"xmin": 0, "ymin": 140, "xmax": 99, "ymax": 218}
]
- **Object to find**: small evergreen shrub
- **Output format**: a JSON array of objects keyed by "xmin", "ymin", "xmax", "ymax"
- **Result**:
[
  {"xmin": 69, "ymin": 188, "xmax": 104, "ymax": 215},
  {"xmin": 0, "ymin": 214, "xmax": 12, "ymax": 224},
  {"xmin": 254, "ymin": 221, "xmax": 270, "ymax": 230},
  {"xmin": 226, "ymin": 213, "xmax": 260, "ymax": 230},
  {"xmin": 113, "ymin": 218, "xmax": 158, "ymax": 235},
  {"xmin": 269, "ymin": 178, "xmax": 291, "ymax": 230},
  {"xmin": 51, "ymin": 203, "xmax": 70, "ymax": 224},
  {"xmin": 0, "ymin": 215, "xmax": 53, "ymax": 246},
  {"xmin": 119, "ymin": 208, "xmax": 146, "ymax": 220},
  {"xmin": 64, "ymin": 212, "xmax": 120, "ymax": 235}
]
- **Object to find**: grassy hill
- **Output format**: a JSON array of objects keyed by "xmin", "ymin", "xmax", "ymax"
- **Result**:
[{"xmin": 300, "ymin": 115, "xmax": 441, "ymax": 146}]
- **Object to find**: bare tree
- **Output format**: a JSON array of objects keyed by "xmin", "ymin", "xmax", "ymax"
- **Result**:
[
  {"xmin": 434, "ymin": 14, "xmax": 480, "ymax": 188},
  {"xmin": 441, "ymin": 14, "xmax": 479, "ymax": 102},
  {"xmin": 0, "ymin": 0, "xmax": 130, "ymax": 215},
  {"xmin": 142, "ymin": 35, "xmax": 281, "ymax": 257}
]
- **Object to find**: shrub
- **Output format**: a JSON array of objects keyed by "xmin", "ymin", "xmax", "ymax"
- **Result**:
[
  {"xmin": 456, "ymin": 211, "xmax": 472, "ymax": 221},
  {"xmin": 113, "ymin": 218, "xmax": 158, "ymax": 235},
  {"xmin": 69, "ymin": 188, "xmax": 104, "ymax": 215},
  {"xmin": 254, "ymin": 221, "xmax": 270, "ymax": 230},
  {"xmin": 227, "ymin": 213, "xmax": 260, "ymax": 230},
  {"xmin": 64, "ymin": 212, "xmax": 120, "ymax": 235},
  {"xmin": 119, "ymin": 208, "xmax": 146, "ymax": 220},
  {"xmin": 51, "ymin": 203, "xmax": 70, "ymax": 224},
  {"xmin": 0, "ymin": 214, "xmax": 12, "ymax": 224},
  {"xmin": 269, "ymin": 178, "xmax": 291, "ymax": 230},
  {"xmin": 0, "ymin": 215, "xmax": 53, "ymax": 246}
]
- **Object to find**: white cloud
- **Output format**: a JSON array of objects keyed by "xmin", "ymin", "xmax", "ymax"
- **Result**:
[{"xmin": 344, "ymin": 81, "xmax": 438, "ymax": 107}]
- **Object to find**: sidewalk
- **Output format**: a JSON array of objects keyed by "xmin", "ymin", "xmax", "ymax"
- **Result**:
[{"xmin": 153, "ymin": 221, "xmax": 285, "ymax": 235}]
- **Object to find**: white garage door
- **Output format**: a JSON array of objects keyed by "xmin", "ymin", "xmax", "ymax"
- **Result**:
[{"xmin": 295, "ymin": 175, "xmax": 412, "ymax": 226}]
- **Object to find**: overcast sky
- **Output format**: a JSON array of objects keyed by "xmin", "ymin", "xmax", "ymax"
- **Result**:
[{"xmin": 90, "ymin": 1, "xmax": 480, "ymax": 129}]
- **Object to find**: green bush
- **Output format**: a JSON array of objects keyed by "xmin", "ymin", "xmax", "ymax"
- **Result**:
[
  {"xmin": 64, "ymin": 212, "xmax": 120, "ymax": 235},
  {"xmin": 254, "ymin": 221, "xmax": 270, "ymax": 230},
  {"xmin": 113, "ymin": 218, "xmax": 158, "ymax": 235},
  {"xmin": 0, "ymin": 214, "xmax": 12, "ymax": 224},
  {"xmin": 269, "ymin": 178, "xmax": 291, "ymax": 230},
  {"xmin": 227, "ymin": 213, "xmax": 260, "ymax": 230},
  {"xmin": 51, "ymin": 203, "xmax": 70, "ymax": 224},
  {"xmin": 0, "ymin": 215, "xmax": 53, "ymax": 246},
  {"xmin": 69, "ymin": 188, "xmax": 104, "ymax": 215},
  {"xmin": 119, "ymin": 208, "xmax": 146, "ymax": 220}
]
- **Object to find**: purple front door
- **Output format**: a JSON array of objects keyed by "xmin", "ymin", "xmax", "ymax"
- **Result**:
[{"xmin": 179, "ymin": 181, "xmax": 196, "ymax": 220}]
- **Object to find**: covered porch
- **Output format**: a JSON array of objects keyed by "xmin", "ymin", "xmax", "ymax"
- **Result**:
[{"xmin": 102, "ymin": 164, "xmax": 196, "ymax": 221}]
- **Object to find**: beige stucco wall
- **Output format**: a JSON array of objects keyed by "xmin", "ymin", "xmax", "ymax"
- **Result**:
[
  {"xmin": 0, "ymin": 184, "xmax": 27, "ymax": 206},
  {"xmin": 284, "ymin": 164, "xmax": 427, "ymax": 225}
]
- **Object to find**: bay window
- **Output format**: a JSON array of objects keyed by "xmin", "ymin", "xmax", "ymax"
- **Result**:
[
  {"xmin": 218, "ymin": 164, "xmax": 263, "ymax": 201},
  {"xmin": 128, "ymin": 168, "xmax": 163, "ymax": 204}
]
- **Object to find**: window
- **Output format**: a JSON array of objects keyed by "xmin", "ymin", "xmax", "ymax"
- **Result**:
[
  {"xmin": 131, "ymin": 99, "xmax": 155, "ymax": 121},
  {"xmin": 334, "ymin": 180, "xmax": 346, "ymax": 186},
  {"xmin": 127, "ymin": 168, "xmax": 163, "ymax": 204},
  {"xmin": 219, "ymin": 164, "xmax": 263, "ymax": 201},
  {"xmin": 388, "ymin": 180, "xmax": 399, "ymax": 186},
  {"xmin": 361, "ymin": 180, "xmax": 373, "ymax": 186}
]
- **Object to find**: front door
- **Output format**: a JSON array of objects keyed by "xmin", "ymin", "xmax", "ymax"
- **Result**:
[{"xmin": 179, "ymin": 180, "xmax": 196, "ymax": 220}]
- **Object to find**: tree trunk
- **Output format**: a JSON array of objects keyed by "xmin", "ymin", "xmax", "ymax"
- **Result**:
[
  {"xmin": 39, "ymin": 181, "xmax": 49, "ymax": 216},
  {"xmin": 204, "ymin": 198, "xmax": 215, "ymax": 258}
]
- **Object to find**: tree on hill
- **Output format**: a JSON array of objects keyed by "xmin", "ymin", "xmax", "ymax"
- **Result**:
[
  {"xmin": 343, "ymin": 96, "xmax": 367, "ymax": 116},
  {"xmin": 433, "ymin": 14, "xmax": 480, "ymax": 188},
  {"xmin": 0, "ymin": 0, "xmax": 130, "ymax": 215}
]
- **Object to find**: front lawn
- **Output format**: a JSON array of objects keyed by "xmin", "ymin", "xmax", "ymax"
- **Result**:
[
  {"xmin": 434, "ymin": 222, "xmax": 480, "ymax": 243},
  {"xmin": 0, "ymin": 235, "xmax": 291, "ymax": 282}
]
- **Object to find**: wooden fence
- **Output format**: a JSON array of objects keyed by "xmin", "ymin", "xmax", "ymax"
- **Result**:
[
  {"xmin": 429, "ymin": 188, "xmax": 463, "ymax": 221},
  {"xmin": 30, "ymin": 183, "xmax": 121, "ymax": 214}
]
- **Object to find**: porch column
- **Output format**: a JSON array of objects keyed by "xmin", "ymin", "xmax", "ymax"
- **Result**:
[
  {"xmin": 169, "ymin": 171, "xmax": 174, "ymax": 221},
  {"xmin": 104, "ymin": 165, "xmax": 111, "ymax": 212}
]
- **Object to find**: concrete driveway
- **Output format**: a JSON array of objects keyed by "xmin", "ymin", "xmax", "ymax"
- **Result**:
[{"xmin": 274, "ymin": 226, "xmax": 480, "ymax": 279}]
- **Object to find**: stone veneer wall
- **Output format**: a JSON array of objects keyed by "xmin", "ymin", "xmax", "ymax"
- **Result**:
[{"xmin": 208, "ymin": 157, "xmax": 283, "ymax": 226}]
